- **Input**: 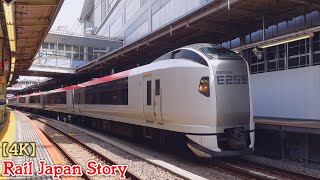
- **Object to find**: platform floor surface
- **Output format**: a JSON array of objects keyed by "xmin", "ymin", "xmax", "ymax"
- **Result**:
[
  {"xmin": 0, "ymin": 110, "xmax": 54, "ymax": 179},
  {"xmin": 255, "ymin": 117, "xmax": 320, "ymax": 129}
]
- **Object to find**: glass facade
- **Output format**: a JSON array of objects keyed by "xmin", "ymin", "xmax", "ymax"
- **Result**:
[
  {"xmin": 38, "ymin": 42, "xmax": 108, "ymax": 68},
  {"xmin": 243, "ymin": 32, "xmax": 320, "ymax": 74},
  {"xmin": 94, "ymin": 0, "xmax": 206, "ymax": 44}
]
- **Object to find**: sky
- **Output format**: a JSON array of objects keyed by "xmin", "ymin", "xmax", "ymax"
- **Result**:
[{"xmin": 51, "ymin": 0, "xmax": 85, "ymax": 33}]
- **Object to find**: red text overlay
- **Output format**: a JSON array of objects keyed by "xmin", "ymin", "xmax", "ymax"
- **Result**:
[{"xmin": 1, "ymin": 160, "xmax": 128, "ymax": 179}]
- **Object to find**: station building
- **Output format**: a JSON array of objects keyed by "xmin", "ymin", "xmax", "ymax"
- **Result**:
[
  {"xmin": 32, "ymin": 29, "xmax": 123, "ymax": 72},
  {"xmin": 80, "ymin": 0, "xmax": 320, "ymax": 122},
  {"xmin": 3, "ymin": 0, "xmax": 318, "ymax": 164},
  {"xmin": 80, "ymin": 0, "xmax": 208, "ymax": 44}
]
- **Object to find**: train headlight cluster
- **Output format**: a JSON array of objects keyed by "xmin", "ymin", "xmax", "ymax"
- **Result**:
[{"xmin": 199, "ymin": 77, "xmax": 210, "ymax": 97}]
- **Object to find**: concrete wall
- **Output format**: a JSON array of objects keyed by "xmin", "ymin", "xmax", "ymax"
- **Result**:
[{"xmin": 251, "ymin": 66, "xmax": 320, "ymax": 120}]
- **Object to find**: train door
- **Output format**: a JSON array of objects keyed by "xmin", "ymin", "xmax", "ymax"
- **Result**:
[
  {"xmin": 153, "ymin": 75, "xmax": 163, "ymax": 124},
  {"xmin": 73, "ymin": 89, "xmax": 82, "ymax": 114},
  {"xmin": 143, "ymin": 76, "xmax": 155, "ymax": 123},
  {"xmin": 72, "ymin": 90, "xmax": 75, "ymax": 113}
]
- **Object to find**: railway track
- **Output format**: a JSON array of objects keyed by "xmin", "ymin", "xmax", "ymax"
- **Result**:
[
  {"xmin": 26, "ymin": 112, "xmax": 319, "ymax": 180},
  {"xmin": 212, "ymin": 159, "xmax": 318, "ymax": 180},
  {"xmin": 29, "ymin": 115, "xmax": 140, "ymax": 180},
  {"xmin": 236, "ymin": 159, "xmax": 318, "ymax": 180}
]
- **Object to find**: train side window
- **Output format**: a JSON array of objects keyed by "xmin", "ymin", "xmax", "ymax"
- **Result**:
[
  {"xmin": 19, "ymin": 97, "xmax": 26, "ymax": 103},
  {"xmin": 29, "ymin": 96, "xmax": 40, "ymax": 104},
  {"xmin": 155, "ymin": 79, "xmax": 160, "ymax": 96},
  {"xmin": 85, "ymin": 78, "xmax": 128, "ymax": 105},
  {"xmin": 147, "ymin": 80, "xmax": 151, "ymax": 105},
  {"xmin": 46, "ymin": 91, "xmax": 67, "ymax": 104},
  {"xmin": 181, "ymin": 49, "xmax": 208, "ymax": 66}
]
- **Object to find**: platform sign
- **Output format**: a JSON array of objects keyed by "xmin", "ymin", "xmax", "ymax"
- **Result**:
[{"xmin": 2, "ymin": 0, "xmax": 16, "ymax": 5}]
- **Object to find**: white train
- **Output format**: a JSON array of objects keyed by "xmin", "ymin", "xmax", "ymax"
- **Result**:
[{"xmin": 9, "ymin": 43, "xmax": 255, "ymax": 158}]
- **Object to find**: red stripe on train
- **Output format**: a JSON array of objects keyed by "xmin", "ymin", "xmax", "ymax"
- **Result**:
[
  {"xmin": 14, "ymin": 70, "xmax": 131, "ymax": 97},
  {"xmin": 48, "ymin": 70, "xmax": 131, "ymax": 93}
]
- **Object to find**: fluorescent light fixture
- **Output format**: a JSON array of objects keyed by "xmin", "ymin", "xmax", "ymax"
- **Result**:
[
  {"xmin": 9, "ymin": 40, "xmax": 16, "ymax": 52},
  {"xmin": 3, "ymin": 3, "xmax": 13, "ymax": 24},
  {"xmin": 11, "ymin": 57, "xmax": 15, "ymax": 64},
  {"xmin": 259, "ymin": 34, "xmax": 313, "ymax": 48},
  {"xmin": 7, "ymin": 25, "xmax": 14, "ymax": 40},
  {"xmin": 11, "ymin": 63, "xmax": 15, "ymax": 72},
  {"xmin": 9, "ymin": 74, "xmax": 13, "ymax": 82},
  {"xmin": 3, "ymin": 3, "xmax": 16, "ymax": 52}
]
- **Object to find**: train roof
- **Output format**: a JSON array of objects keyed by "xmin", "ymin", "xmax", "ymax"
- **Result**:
[
  {"xmin": 16, "ymin": 70, "xmax": 131, "ymax": 97},
  {"xmin": 180, "ymin": 43, "xmax": 222, "ymax": 51},
  {"xmin": 152, "ymin": 43, "xmax": 231, "ymax": 63}
]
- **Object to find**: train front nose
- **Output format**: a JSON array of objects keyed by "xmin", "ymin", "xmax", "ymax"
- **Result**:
[
  {"xmin": 186, "ymin": 44, "xmax": 254, "ymax": 157},
  {"xmin": 214, "ymin": 60, "xmax": 250, "ymax": 133},
  {"xmin": 213, "ymin": 59, "xmax": 254, "ymax": 151}
]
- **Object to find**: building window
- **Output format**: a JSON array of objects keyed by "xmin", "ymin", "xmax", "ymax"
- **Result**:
[
  {"xmin": 88, "ymin": 54, "xmax": 93, "ymax": 61},
  {"xmin": 278, "ymin": 44, "xmax": 285, "ymax": 70},
  {"xmin": 88, "ymin": 47, "xmax": 94, "ymax": 61},
  {"xmin": 288, "ymin": 39, "xmax": 310, "ymax": 69},
  {"xmin": 58, "ymin": 44, "xmax": 64, "ymax": 50},
  {"xmin": 266, "ymin": 46, "xmax": 277, "ymax": 71},
  {"xmin": 79, "ymin": 46, "xmax": 85, "ymax": 60},
  {"xmin": 42, "ymin": 43, "xmax": 49, "ymax": 49},
  {"xmin": 249, "ymin": 49, "xmax": 265, "ymax": 73},
  {"xmin": 49, "ymin": 43, "xmax": 56, "ymax": 50},
  {"xmin": 65, "ymin": 45, "xmax": 72, "ymax": 51},
  {"xmin": 73, "ymin": 45, "xmax": 79, "ymax": 52},
  {"xmin": 314, "ymin": 32, "xmax": 320, "ymax": 65},
  {"xmin": 101, "ymin": 0, "xmax": 107, "ymax": 20}
]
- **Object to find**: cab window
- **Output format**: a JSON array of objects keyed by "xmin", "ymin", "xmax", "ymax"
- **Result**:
[
  {"xmin": 181, "ymin": 49, "xmax": 208, "ymax": 66},
  {"xmin": 172, "ymin": 50, "xmax": 181, "ymax": 59},
  {"xmin": 202, "ymin": 46, "xmax": 243, "ymax": 60}
]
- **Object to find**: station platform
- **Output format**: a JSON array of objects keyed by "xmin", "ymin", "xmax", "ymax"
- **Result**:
[
  {"xmin": 0, "ymin": 109, "xmax": 65, "ymax": 179},
  {"xmin": 254, "ymin": 117, "xmax": 320, "ymax": 134},
  {"xmin": 254, "ymin": 116, "xmax": 320, "ymax": 166}
]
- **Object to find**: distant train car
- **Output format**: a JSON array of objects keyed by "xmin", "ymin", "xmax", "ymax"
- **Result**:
[
  {"xmin": 16, "ymin": 96, "xmax": 28, "ymax": 108},
  {"xmin": 28, "ymin": 93, "xmax": 44, "ymax": 110},
  {"xmin": 9, "ymin": 43, "xmax": 255, "ymax": 158}
]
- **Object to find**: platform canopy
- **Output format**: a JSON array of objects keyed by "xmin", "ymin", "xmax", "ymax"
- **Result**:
[
  {"xmin": 76, "ymin": 0, "xmax": 320, "ymax": 74},
  {"xmin": 4, "ymin": 0, "xmax": 64, "ymax": 86}
]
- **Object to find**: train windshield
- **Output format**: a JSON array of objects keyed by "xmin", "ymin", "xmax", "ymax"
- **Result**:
[{"xmin": 201, "ymin": 46, "xmax": 243, "ymax": 60}]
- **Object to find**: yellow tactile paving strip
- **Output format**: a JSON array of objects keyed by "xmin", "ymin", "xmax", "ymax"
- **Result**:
[{"xmin": 0, "ymin": 111, "xmax": 16, "ymax": 180}]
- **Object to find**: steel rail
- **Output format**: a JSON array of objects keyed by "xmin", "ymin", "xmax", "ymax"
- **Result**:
[
  {"xmin": 37, "ymin": 123, "xmax": 91, "ymax": 180},
  {"xmin": 237, "ymin": 159, "xmax": 318, "ymax": 180},
  {"xmin": 30, "ymin": 115, "xmax": 140, "ymax": 180}
]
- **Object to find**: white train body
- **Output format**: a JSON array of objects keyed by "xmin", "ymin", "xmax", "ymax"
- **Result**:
[{"xmin": 9, "ymin": 44, "xmax": 255, "ymax": 157}]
